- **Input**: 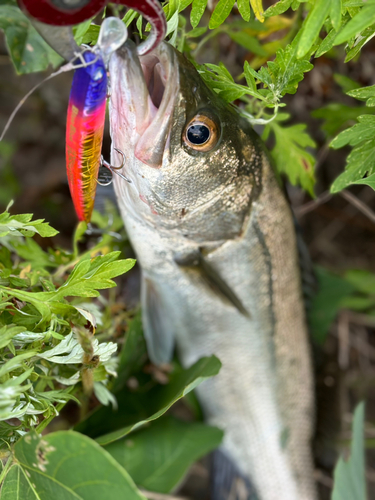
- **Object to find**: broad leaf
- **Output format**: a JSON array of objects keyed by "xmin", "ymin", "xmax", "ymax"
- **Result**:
[
  {"xmin": 76, "ymin": 355, "xmax": 221, "ymax": 445},
  {"xmin": 105, "ymin": 416, "xmax": 223, "ymax": 493},
  {"xmin": 1, "ymin": 431, "xmax": 146, "ymax": 500},
  {"xmin": 0, "ymin": 5, "xmax": 62, "ymax": 74},
  {"xmin": 332, "ymin": 402, "xmax": 367, "ymax": 500}
]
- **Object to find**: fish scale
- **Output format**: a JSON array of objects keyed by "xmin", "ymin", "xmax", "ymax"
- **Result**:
[{"xmin": 109, "ymin": 40, "xmax": 317, "ymax": 500}]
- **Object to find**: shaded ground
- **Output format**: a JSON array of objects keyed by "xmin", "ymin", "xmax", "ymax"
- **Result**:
[{"xmin": 1, "ymin": 12, "xmax": 375, "ymax": 499}]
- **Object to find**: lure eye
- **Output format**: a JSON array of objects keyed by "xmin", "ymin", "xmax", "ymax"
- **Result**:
[{"xmin": 183, "ymin": 114, "xmax": 219, "ymax": 152}]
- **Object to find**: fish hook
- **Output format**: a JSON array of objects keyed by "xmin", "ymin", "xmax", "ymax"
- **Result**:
[{"xmin": 97, "ymin": 147, "xmax": 132, "ymax": 186}]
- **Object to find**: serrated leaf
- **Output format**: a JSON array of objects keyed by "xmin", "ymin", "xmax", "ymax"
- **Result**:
[
  {"xmin": 347, "ymin": 84, "xmax": 375, "ymax": 105},
  {"xmin": 1, "ymin": 431, "xmax": 146, "ymax": 500},
  {"xmin": 38, "ymin": 332, "xmax": 117, "ymax": 365},
  {"xmin": 312, "ymin": 103, "xmax": 371, "ymax": 136},
  {"xmin": 331, "ymin": 115, "xmax": 375, "ymax": 148},
  {"xmin": 0, "ymin": 211, "xmax": 58, "ymax": 239},
  {"xmin": 250, "ymin": 0, "xmax": 265, "ymax": 21},
  {"xmin": 331, "ymin": 402, "xmax": 367, "ymax": 500},
  {"xmin": 0, "ymin": 5, "xmax": 62, "ymax": 74},
  {"xmin": 237, "ymin": 0, "xmax": 251, "ymax": 21},
  {"xmin": 334, "ymin": 1, "xmax": 375, "ymax": 44},
  {"xmin": 331, "ymin": 135, "xmax": 375, "ymax": 193},
  {"xmin": 105, "ymin": 416, "xmax": 223, "ymax": 494},
  {"xmin": 264, "ymin": 114, "xmax": 316, "ymax": 195},
  {"xmin": 297, "ymin": 0, "xmax": 332, "ymax": 58},
  {"xmin": 344, "ymin": 25, "xmax": 375, "ymax": 62},
  {"xmin": 76, "ymin": 355, "xmax": 221, "ymax": 445},
  {"xmin": 209, "ymin": 0, "xmax": 236, "ymax": 29},
  {"xmin": 191, "ymin": 0, "xmax": 208, "ymax": 27},
  {"xmin": 353, "ymin": 172, "xmax": 375, "ymax": 189}
]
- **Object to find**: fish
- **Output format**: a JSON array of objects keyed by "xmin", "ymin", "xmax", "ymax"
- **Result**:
[{"xmin": 108, "ymin": 40, "xmax": 317, "ymax": 500}]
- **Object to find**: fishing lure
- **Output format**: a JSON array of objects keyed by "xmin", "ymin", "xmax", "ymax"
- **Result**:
[
  {"xmin": 66, "ymin": 18, "xmax": 127, "ymax": 223},
  {"xmin": 12, "ymin": 1, "xmax": 167, "ymax": 223},
  {"xmin": 65, "ymin": 51, "xmax": 107, "ymax": 222}
]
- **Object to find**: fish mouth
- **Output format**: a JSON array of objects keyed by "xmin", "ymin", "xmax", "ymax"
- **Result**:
[{"xmin": 109, "ymin": 40, "xmax": 179, "ymax": 169}]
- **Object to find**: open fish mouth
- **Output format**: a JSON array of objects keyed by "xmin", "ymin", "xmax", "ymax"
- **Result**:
[{"xmin": 109, "ymin": 40, "xmax": 179, "ymax": 170}]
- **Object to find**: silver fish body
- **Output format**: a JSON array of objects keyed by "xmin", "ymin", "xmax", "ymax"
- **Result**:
[{"xmin": 109, "ymin": 41, "xmax": 317, "ymax": 500}]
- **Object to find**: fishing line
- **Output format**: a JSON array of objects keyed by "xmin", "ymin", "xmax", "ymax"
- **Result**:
[{"xmin": 0, "ymin": 49, "xmax": 99, "ymax": 142}]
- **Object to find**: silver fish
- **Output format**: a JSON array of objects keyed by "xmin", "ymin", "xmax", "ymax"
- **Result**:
[{"xmin": 109, "ymin": 40, "xmax": 317, "ymax": 500}]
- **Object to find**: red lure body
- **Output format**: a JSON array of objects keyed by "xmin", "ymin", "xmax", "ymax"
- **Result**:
[{"xmin": 66, "ymin": 51, "xmax": 107, "ymax": 222}]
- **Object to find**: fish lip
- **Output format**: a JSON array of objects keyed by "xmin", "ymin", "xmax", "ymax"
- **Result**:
[{"xmin": 109, "ymin": 40, "xmax": 179, "ymax": 170}]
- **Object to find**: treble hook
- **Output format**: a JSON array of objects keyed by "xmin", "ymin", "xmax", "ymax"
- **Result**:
[{"xmin": 97, "ymin": 147, "xmax": 132, "ymax": 186}]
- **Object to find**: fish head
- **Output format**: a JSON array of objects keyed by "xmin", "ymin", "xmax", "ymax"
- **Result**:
[{"xmin": 109, "ymin": 41, "xmax": 263, "ymax": 244}]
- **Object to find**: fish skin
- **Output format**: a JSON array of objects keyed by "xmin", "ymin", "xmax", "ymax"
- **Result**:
[{"xmin": 109, "ymin": 41, "xmax": 317, "ymax": 500}]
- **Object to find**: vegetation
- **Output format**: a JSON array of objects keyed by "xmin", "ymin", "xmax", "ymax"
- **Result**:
[{"xmin": 0, "ymin": 0, "xmax": 374, "ymax": 498}]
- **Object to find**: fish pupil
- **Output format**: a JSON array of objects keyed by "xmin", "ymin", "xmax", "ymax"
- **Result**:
[{"xmin": 187, "ymin": 124, "xmax": 210, "ymax": 145}]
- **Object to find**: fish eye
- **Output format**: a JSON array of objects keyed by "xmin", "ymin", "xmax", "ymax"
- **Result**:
[{"xmin": 183, "ymin": 114, "xmax": 219, "ymax": 152}]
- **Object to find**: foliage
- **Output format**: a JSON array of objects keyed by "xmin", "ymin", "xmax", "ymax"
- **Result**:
[
  {"xmin": 332, "ymin": 402, "xmax": 367, "ymax": 500},
  {"xmin": 0, "ymin": 208, "xmax": 222, "ymax": 497},
  {"xmin": 331, "ymin": 85, "xmax": 375, "ymax": 193},
  {"xmin": 1, "ymin": 0, "xmax": 374, "ymax": 497}
]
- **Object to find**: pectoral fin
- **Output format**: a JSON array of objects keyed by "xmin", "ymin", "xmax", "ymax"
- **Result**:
[
  {"xmin": 141, "ymin": 275, "xmax": 175, "ymax": 365},
  {"xmin": 174, "ymin": 249, "xmax": 250, "ymax": 318}
]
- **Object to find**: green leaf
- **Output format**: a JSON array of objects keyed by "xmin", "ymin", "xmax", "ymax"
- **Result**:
[
  {"xmin": 332, "ymin": 402, "xmax": 367, "ymax": 500},
  {"xmin": 353, "ymin": 172, "xmax": 375, "ymax": 189},
  {"xmin": 191, "ymin": 0, "xmax": 208, "ymax": 28},
  {"xmin": 237, "ymin": 0, "xmax": 251, "ymax": 21},
  {"xmin": 0, "ymin": 211, "xmax": 58, "ymax": 238},
  {"xmin": 312, "ymin": 103, "xmax": 371, "ymax": 136},
  {"xmin": 209, "ymin": 0, "xmax": 236, "ymax": 29},
  {"xmin": 297, "ymin": 0, "xmax": 332, "ymax": 58},
  {"xmin": 263, "ymin": 114, "xmax": 316, "ymax": 195},
  {"xmin": 264, "ymin": 0, "xmax": 293, "ymax": 18},
  {"xmin": 33, "ymin": 253, "xmax": 135, "ymax": 301},
  {"xmin": 228, "ymin": 31, "xmax": 267, "ymax": 56},
  {"xmin": 330, "ymin": 114, "xmax": 375, "ymax": 192},
  {"xmin": 1, "ymin": 431, "xmax": 146, "ymax": 500},
  {"xmin": 105, "ymin": 416, "xmax": 223, "ymax": 493},
  {"xmin": 0, "ymin": 5, "xmax": 62, "ymax": 74},
  {"xmin": 0, "ymin": 464, "xmax": 37, "ymax": 500},
  {"xmin": 347, "ymin": 84, "xmax": 375, "ymax": 106},
  {"xmin": 0, "ymin": 324, "xmax": 26, "ymax": 349},
  {"xmin": 344, "ymin": 25, "xmax": 375, "ymax": 62},
  {"xmin": 112, "ymin": 313, "xmax": 147, "ymax": 393},
  {"xmin": 308, "ymin": 268, "xmax": 356, "ymax": 344},
  {"xmin": 334, "ymin": 1, "xmax": 375, "ymax": 45},
  {"xmin": 76, "ymin": 355, "xmax": 221, "ymax": 445},
  {"xmin": 330, "ymin": 0, "xmax": 342, "ymax": 31}
]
